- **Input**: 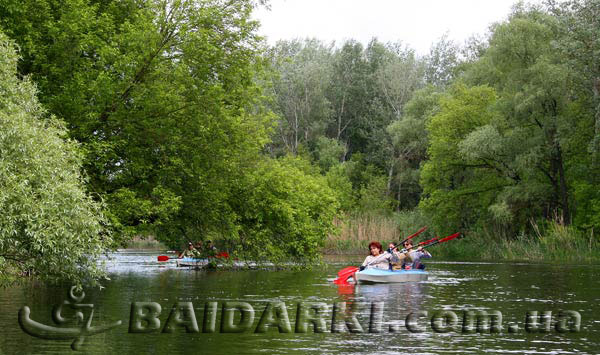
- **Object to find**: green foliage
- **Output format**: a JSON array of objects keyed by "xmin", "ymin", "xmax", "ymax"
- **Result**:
[
  {"xmin": 325, "ymin": 164, "xmax": 355, "ymax": 212},
  {"xmin": 5, "ymin": 0, "xmax": 600, "ymax": 265},
  {"xmin": 0, "ymin": 33, "xmax": 111, "ymax": 285},
  {"xmin": 314, "ymin": 136, "xmax": 345, "ymax": 172},
  {"xmin": 267, "ymin": 39, "xmax": 333, "ymax": 155},
  {"xmin": 420, "ymin": 5, "xmax": 599, "ymax": 238},
  {"xmin": 0, "ymin": 0, "xmax": 281, "ymax": 250},
  {"xmin": 420, "ymin": 83, "xmax": 499, "ymax": 231},
  {"xmin": 384, "ymin": 86, "xmax": 438, "ymax": 210},
  {"xmin": 425, "ymin": 34, "xmax": 460, "ymax": 87},
  {"xmin": 228, "ymin": 156, "xmax": 340, "ymax": 264}
]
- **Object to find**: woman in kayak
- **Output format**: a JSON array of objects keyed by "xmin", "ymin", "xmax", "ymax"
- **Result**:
[{"xmin": 359, "ymin": 241, "xmax": 400, "ymax": 270}]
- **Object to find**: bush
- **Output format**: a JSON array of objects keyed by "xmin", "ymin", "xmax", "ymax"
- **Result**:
[{"xmin": 228, "ymin": 156, "xmax": 340, "ymax": 264}]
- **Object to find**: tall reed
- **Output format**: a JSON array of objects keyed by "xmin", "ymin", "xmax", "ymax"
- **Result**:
[{"xmin": 324, "ymin": 211, "xmax": 600, "ymax": 263}]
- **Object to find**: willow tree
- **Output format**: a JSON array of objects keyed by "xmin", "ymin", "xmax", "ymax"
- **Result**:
[
  {"xmin": 0, "ymin": 33, "xmax": 111, "ymax": 284},
  {"xmin": 422, "ymin": 6, "xmax": 582, "ymax": 233}
]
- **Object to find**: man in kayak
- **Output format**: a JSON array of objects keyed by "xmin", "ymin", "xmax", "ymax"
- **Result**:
[
  {"xmin": 359, "ymin": 241, "xmax": 401, "ymax": 271},
  {"xmin": 178, "ymin": 242, "xmax": 200, "ymax": 258},
  {"xmin": 395, "ymin": 240, "xmax": 431, "ymax": 270}
]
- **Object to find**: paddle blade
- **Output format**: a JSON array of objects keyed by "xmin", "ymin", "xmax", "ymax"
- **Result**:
[
  {"xmin": 419, "ymin": 237, "xmax": 438, "ymax": 246},
  {"xmin": 216, "ymin": 252, "xmax": 230, "ymax": 258},
  {"xmin": 157, "ymin": 255, "xmax": 169, "ymax": 262},
  {"xmin": 438, "ymin": 232, "xmax": 461, "ymax": 243},
  {"xmin": 334, "ymin": 266, "xmax": 358, "ymax": 283},
  {"xmin": 405, "ymin": 226, "xmax": 428, "ymax": 241},
  {"xmin": 337, "ymin": 266, "xmax": 359, "ymax": 277}
]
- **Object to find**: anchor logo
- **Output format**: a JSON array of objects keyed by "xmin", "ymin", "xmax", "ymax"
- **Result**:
[{"xmin": 18, "ymin": 286, "xmax": 122, "ymax": 350}]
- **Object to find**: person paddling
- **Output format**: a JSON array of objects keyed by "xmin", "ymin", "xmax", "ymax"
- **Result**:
[
  {"xmin": 397, "ymin": 240, "xmax": 431, "ymax": 270},
  {"xmin": 178, "ymin": 242, "xmax": 199, "ymax": 259},
  {"xmin": 359, "ymin": 241, "xmax": 401, "ymax": 271}
]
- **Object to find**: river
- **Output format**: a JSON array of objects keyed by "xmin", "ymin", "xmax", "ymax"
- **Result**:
[{"xmin": 0, "ymin": 250, "xmax": 598, "ymax": 354}]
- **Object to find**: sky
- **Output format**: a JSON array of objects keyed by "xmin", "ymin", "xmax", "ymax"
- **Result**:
[{"xmin": 252, "ymin": 0, "xmax": 535, "ymax": 54}]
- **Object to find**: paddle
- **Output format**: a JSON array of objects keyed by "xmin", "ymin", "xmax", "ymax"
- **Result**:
[
  {"xmin": 393, "ymin": 232, "xmax": 462, "ymax": 270},
  {"xmin": 337, "ymin": 266, "xmax": 359, "ymax": 277},
  {"xmin": 396, "ymin": 226, "xmax": 428, "ymax": 248},
  {"xmin": 421, "ymin": 232, "xmax": 461, "ymax": 249},
  {"xmin": 399, "ymin": 233, "xmax": 461, "ymax": 254},
  {"xmin": 334, "ymin": 267, "xmax": 359, "ymax": 284}
]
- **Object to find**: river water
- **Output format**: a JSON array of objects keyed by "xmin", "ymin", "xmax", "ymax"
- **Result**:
[{"xmin": 1, "ymin": 250, "xmax": 598, "ymax": 354}]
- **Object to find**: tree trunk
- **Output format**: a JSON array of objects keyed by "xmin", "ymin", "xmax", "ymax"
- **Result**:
[
  {"xmin": 386, "ymin": 163, "xmax": 394, "ymax": 196},
  {"xmin": 592, "ymin": 77, "xmax": 600, "ymax": 169},
  {"xmin": 556, "ymin": 143, "xmax": 571, "ymax": 224}
]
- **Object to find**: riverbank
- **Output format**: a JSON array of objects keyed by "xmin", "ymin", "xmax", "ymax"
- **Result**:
[
  {"xmin": 125, "ymin": 236, "xmax": 168, "ymax": 250},
  {"xmin": 125, "ymin": 213, "xmax": 599, "ymax": 264},
  {"xmin": 323, "ymin": 212, "xmax": 600, "ymax": 263}
]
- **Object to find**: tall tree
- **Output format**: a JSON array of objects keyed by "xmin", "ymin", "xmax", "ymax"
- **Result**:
[
  {"xmin": 425, "ymin": 34, "xmax": 460, "ymax": 88},
  {"xmin": 371, "ymin": 42, "xmax": 426, "ymax": 204},
  {"xmin": 548, "ymin": 0, "xmax": 600, "ymax": 229},
  {"xmin": 327, "ymin": 40, "xmax": 371, "ymax": 157},
  {"xmin": 423, "ymin": 6, "xmax": 581, "ymax": 232},
  {"xmin": 268, "ymin": 39, "xmax": 332, "ymax": 155}
]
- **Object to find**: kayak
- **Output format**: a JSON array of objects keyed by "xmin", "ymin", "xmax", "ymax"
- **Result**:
[
  {"xmin": 354, "ymin": 268, "xmax": 428, "ymax": 283},
  {"xmin": 176, "ymin": 257, "xmax": 209, "ymax": 267}
]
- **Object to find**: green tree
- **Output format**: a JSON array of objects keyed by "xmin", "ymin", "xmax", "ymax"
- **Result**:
[
  {"xmin": 326, "ymin": 40, "xmax": 371, "ymax": 156},
  {"xmin": 0, "ymin": 33, "xmax": 111, "ymax": 285},
  {"xmin": 1, "ymin": 0, "xmax": 276, "ymax": 247},
  {"xmin": 420, "ymin": 84, "xmax": 499, "ymax": 231},
  {"xmin": 425, "ymin": 34, "xmax": 460, "ymax": 88},
  {"xmin": 423, "ymin": 6, "xmax": 585, "ymax": 233},
  {"xmin": 268, "ymin": 39, "xmax": 333, "ymax": 155},
  {"xmin": 385, "ymin": 86, "xmax": 437, "ymax": 210},
  {"xmin": 548, "ymin": 0, "xmax": 600, "ymax": 230},
  {"xmin": 228, "ymin": 156, "xmax": 340, "ymax": 264},
  {"xmin": 466, "ymin": 7, "xmax": 575, "ymax": 224}
]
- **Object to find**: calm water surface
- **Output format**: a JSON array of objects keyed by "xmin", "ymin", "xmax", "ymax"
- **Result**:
[{"xmin": 1, "ymin": 251, "xmax": 598, "ymax": 354}]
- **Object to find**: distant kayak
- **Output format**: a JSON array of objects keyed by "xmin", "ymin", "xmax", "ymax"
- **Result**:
[
  {"xmin": 175, "ymin": 257, "xmax": 270, "ymax": 269},
  {"xmin": 176, "ymin": 257, "xmax": 209, "ymax": 267},
  {"xmin": 355, "ymin": 268, "xmax": 428, "ymax": 283}
]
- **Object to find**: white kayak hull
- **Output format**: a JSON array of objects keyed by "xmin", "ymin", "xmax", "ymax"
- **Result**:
[
  {"xmin": 355, "ymin": 268, "xmax": 428, "ymax": 283},
  {"xmin": 176, "ymin": 258, "xmax": 209, "ymax": 267}
]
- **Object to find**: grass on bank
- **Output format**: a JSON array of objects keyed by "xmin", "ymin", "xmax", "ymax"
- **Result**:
[
  {"xmin": 324, "ymin": 211, "xmax": 600, "ymax": 263},
  {"xmin": 323, "ymin": 210, "xmax": 430, "ymax": 255},
  {"xmin": 125, "ymin": 236, "xmax": 168, "ymax": 250}
]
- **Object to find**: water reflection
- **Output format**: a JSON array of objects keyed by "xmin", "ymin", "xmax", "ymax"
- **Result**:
[{"xmin": 0, "ymin": 253, "xmax": 598, "ymax": 354}]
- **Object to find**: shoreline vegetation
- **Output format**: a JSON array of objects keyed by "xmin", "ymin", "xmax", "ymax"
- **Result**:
[
  {"xmin": 323, "ymin": 212, "xmax": 600, "ymax": 263},
  {"xmin": 131, "ymin": 210, "xmax": 599, "ymax": 264}
]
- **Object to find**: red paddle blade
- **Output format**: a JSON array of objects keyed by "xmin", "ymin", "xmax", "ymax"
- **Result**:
[
  {"xmin": 419, "ymin": 237, "xmax": 438, "ymax": 246},
  {"xmin": 337, "ymin": 266, "xmax": 359, "ymax": 277},
  {"xmin": 406, "ymin": 226, "xmax": 428, "ymax": 241},
  {"xmin": 157, "ymin": 255, "xmax": 169, "ymax": 262},
  {"xmin": 438, "ymin": 232, "xmax": 461, "ymax": 243},
  {"xmin": 334, "ymin": 267, "xmax": 358, "ymax": 283},
  {"xmin": 333, "ymin": 277, "xmax": 349, "ymax": 284}
]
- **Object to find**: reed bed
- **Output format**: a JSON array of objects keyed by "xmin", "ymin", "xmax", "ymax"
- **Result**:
[{"xmin": 324, "ymin": 211, "xmax": 600, "ymax": 263}]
